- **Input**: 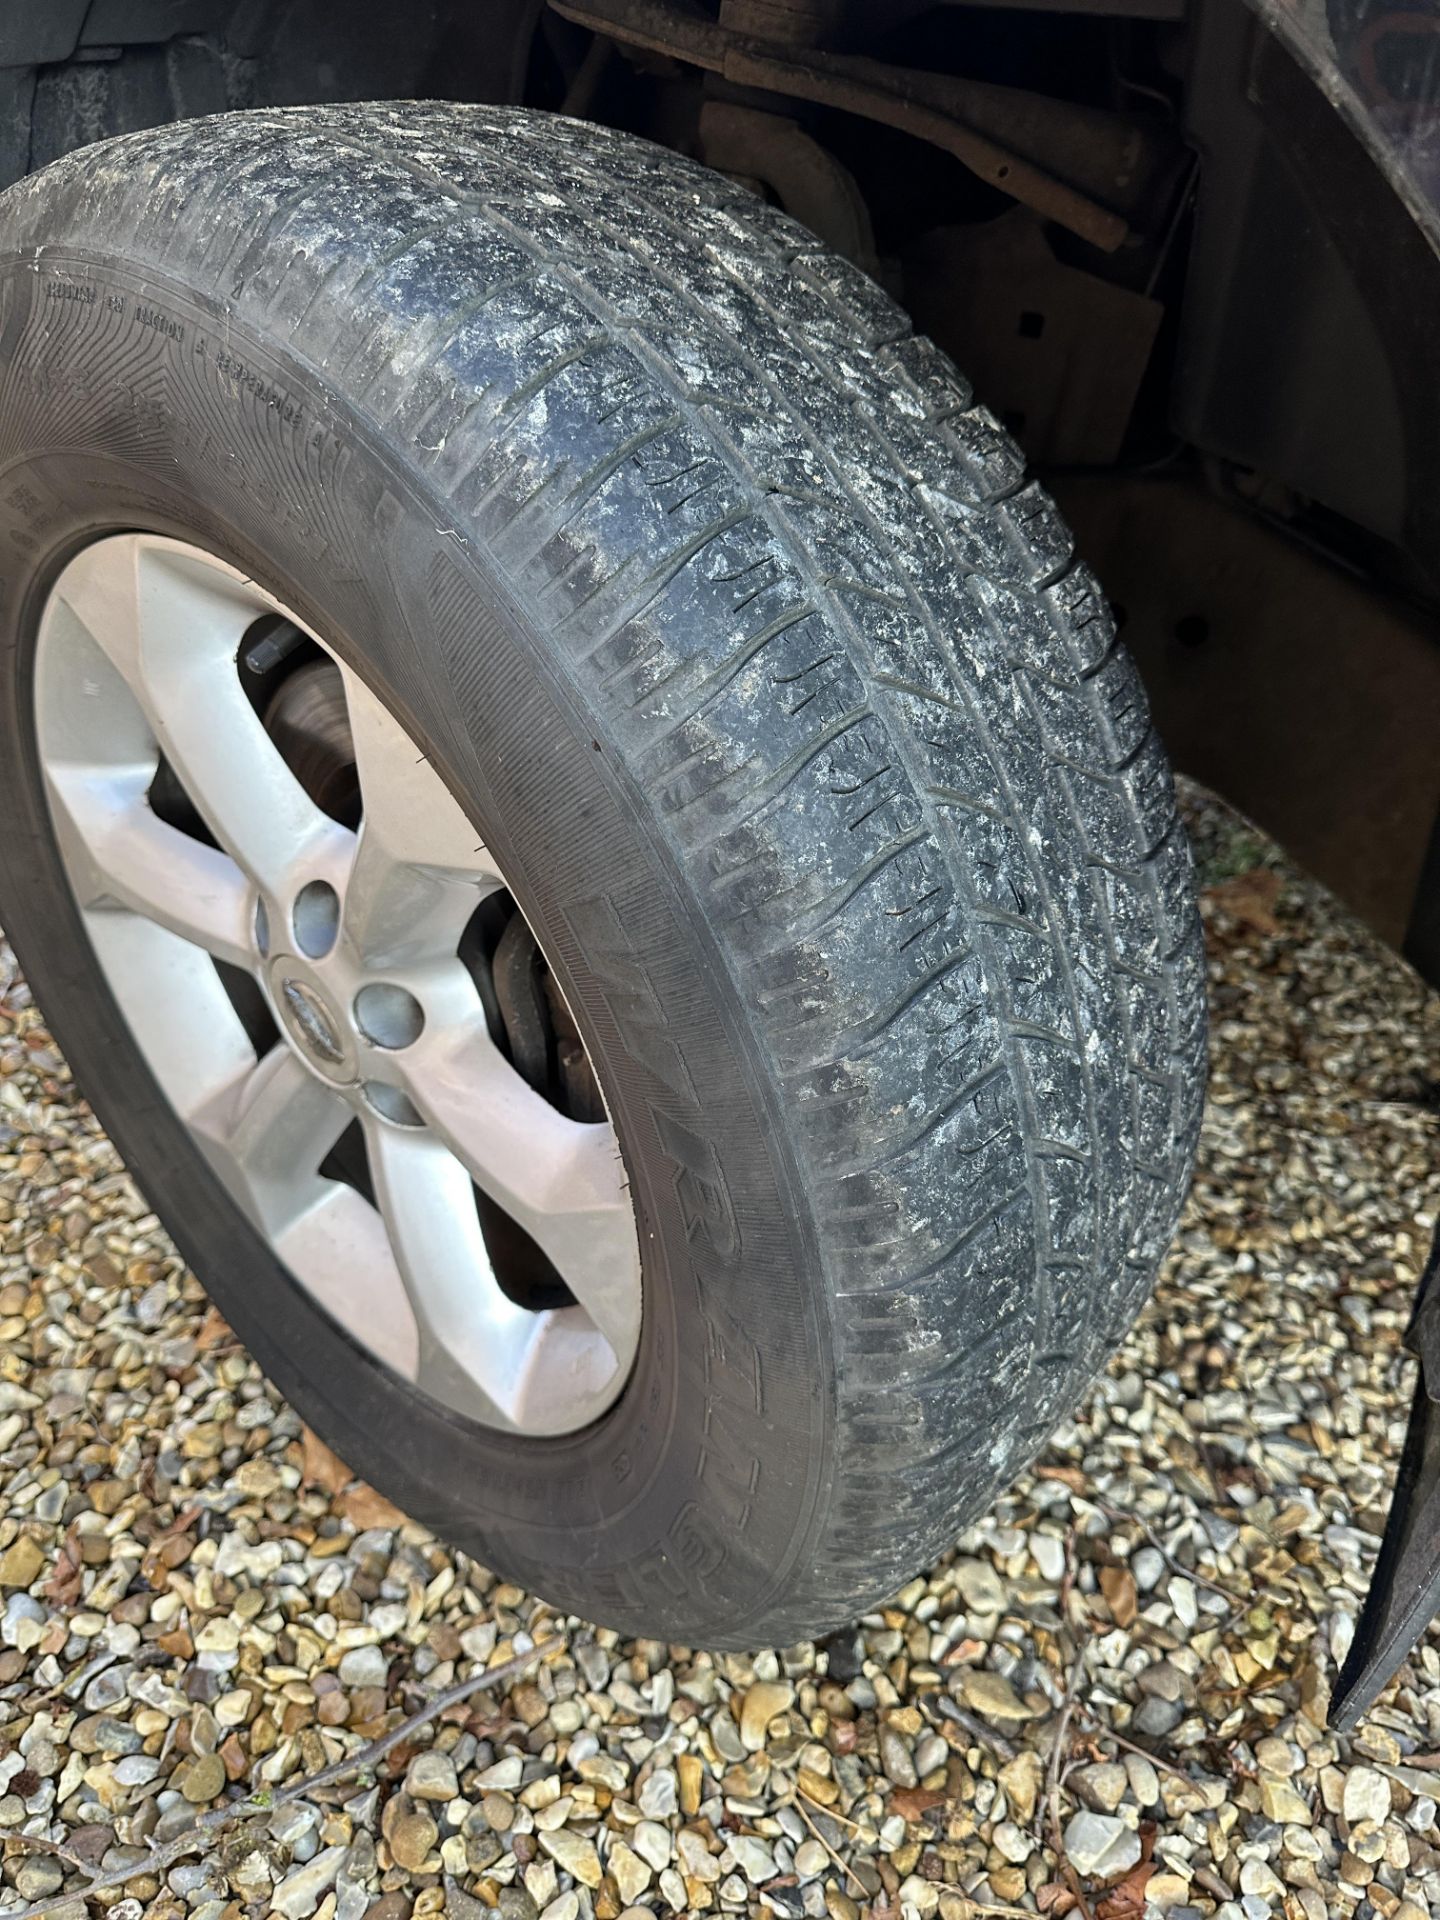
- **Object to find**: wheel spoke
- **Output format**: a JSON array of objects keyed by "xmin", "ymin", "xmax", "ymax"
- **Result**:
[
  {"xmin": 340, "ymin": 664, "xmax": 503, "ymax": 966},
  {"xmin": 52, "ymin": 536, "xmax": 344, "ymax": 893},
  {"xmin": 363, "ymin": 1118, "xmax": 537, "ymax": 1425},
  {"xmin": 190, "ymin": 1046, "xmax": 352, "ymax": 1237},
  {"xmin": 394, "ymin": 1017, "xmax": 641, "ymax": 1362},
  {"xmin": 270, "ymin": 1182, "xmax": 421, "ymax": 1383},
  {"xmin": 46, "ymin": 765, "xmax": 256, "ymax": 968}
]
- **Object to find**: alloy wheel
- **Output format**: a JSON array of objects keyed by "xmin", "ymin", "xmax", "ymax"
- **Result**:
[{"xmin": 33, "ymin": 534, "xmax": 642, "ymax": 1434}]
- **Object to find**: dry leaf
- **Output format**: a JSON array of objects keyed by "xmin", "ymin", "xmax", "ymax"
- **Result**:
[
  {"xmin": 1207, "ymin": 866, "xmax": 1281, "ymax": 935},
  {"xmin": 889, "ymin": 1786, "xmax": 948, "ymax": 1822},
  {"xmin": 299, "ymin": 1425, "xmax": 352, "ymax": 1495},
  {"xmin": 1100, "ymin": 1564, "xmax": 1138, "ymax": 1628},
  {"xmin": 338, "ymin": 1481, "xmax": 408, "ymax": 1530},
  {"xmin": 44, "ymin": 1527, "xmax": 84, "ymax": 1607},
  {"xmin": 1036, "ymin": 1885, "xmax": 1077, "ymax": 1915},
  {"xmin": 63, "ymin": 1827, "xmax": 111, "ymax": 1871},
  {"xmin": 1096, "ymin": 1861, "xmax": 1156, "ymax": 1919}
]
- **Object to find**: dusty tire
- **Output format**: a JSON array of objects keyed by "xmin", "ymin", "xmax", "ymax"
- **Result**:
[{"xmin": 0, "ymin": 104, "xmax": 1206, "ymax": 1645}]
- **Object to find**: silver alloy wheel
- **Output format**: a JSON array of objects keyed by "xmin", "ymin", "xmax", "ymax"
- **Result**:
[{"xmin": 33, "ymin": 533, "xmax": 642, "ymax": 1434}]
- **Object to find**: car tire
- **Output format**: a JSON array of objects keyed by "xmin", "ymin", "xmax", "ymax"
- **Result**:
[{"xmin": 0, "ymin": 103, "xmax": 1206, "ymax": 1646}]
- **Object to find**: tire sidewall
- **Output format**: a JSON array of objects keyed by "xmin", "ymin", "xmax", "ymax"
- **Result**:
[{"xmin": 0, "ymin": 248, "xmax": 831, "ymax": 1642}]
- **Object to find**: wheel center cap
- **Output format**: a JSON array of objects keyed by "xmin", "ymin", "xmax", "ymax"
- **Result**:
[
  {"xmin": 281, "ymin": 977, "xmax": 345, "ymax": 1064},
  {"xmin": 267, "ymin": 958, "xmax": 357, "ymax": 1084}
]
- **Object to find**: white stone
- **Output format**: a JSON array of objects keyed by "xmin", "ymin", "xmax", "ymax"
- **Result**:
[
  {"xmin": 1342, "ymin": 1767, "xmax": 1392, "ymax": 1827},
  {"xmin": 608, "ymin": 1840, "xmax": 652, "ymax": 1908},
  {"xmin": 992, "ymin": 1821, "xmax": 1032, "ymax": 1863},
  {"xmin": 1167, "ymin": 1576, "xmax": 1198, "ymax": 1630},
  {"xmin": 1131, "ymin": 1547, "xmax": 1166, "ymax": 1592},
  {"xmin": 337, "ymin": 1645, "xmax": 388, "ymax": 1689},
  {"xmin": 1031, "ymin": 1533, "xmax": 1066, "ymax": 1583},
  {"xmin": 1240, "ymin": 1857, "xmax": 1284, "ymax": 1900},
  {"xmin": 725, "ymin": 1835, "xmax": 777, "ymax": 1883},
  {"xmin": 271, "ymin": 1846, "xmax": 346, "ymax": 1920},
  {"xmin": 1063, "ymin": 1812, "xmax": 1141, "ymax": 1879},
  {"xmin": 639, "ymin": 1768, "xmax": 677, "ymax": 1818},
  {"xmin": 631, "ymin": 1820, "xmax": 672, "ymax": 1873}
]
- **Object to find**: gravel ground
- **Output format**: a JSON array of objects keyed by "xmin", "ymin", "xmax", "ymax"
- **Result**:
[{"xmin": 3, "ymin": 778, "xmax": 1440, "ymax": 1920}]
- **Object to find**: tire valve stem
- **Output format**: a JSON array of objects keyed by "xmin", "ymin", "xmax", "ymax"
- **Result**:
[{"xmin": 242, "ymin": 617, "xmax": 308, "ymax": 676}]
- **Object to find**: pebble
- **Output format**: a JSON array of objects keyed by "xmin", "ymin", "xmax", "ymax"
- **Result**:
[
  {"xmin": 1342, "ymin": 1766, "xmax": 1392, "ymax": 1826},
  {"xmin": 794, "ymin": 1839, "xmax": 827, "ymax": 1877},
  {"xmin": 1063, "ymin": 1811, "xmax": 1143, "ymax": 1878},
  {"xmin": 630, "ymin": 1820, "xmax": 671, "ymax": 1872},
  {"xmin": 1259, "ymin": 1775, "xmax": 1312, "ymax": 1824},
  {"xmin": 999, "ymin": 1751, "xmax": 1042, "ymax": 1824},
  {"xmin": 637, "ymin": 1767, "xmax": 677, "ymax": 1818},
  {"xmin": 1131, "ymin": 1546, "xmax": 1166, "ymax": 1591},
  {"xmin": 338, "ymin": 1646, "xmax": 389, "ymax": 1689},
  {"xmin": 271, "ymin": 1845, "xmax": 346, "ymax": 1919},
  {"xmin": 1134, "ymin": 1695, "xmax": 1184, "ymax": 1737},
  {"xmin": 14, "ymin": 1857, "xmax": 64, "ymax": 1899},
  {"xmin": 1031, "ymin": 1532, "xmax": 1066, "ymax": 1583},
  {"xmin": 1239, "ymin": 1857, "xmax": 1285, "ymax": 1901},
  {"xmin": 739, "ymin": 1680, "xmax": 794, "ymax": 1751},
  {"xmin": 955, "ymin": 1558, "xmax": 1006, "ymax": 1616},
  {"xmin": 405, "ymin": 1751, "xmax": 459, "ymax": 1802},
  {"xmin": 179, "ymin": 1754, "xmax": 226, "ymax": 1803},
  {"xmin": 538, "ymin": 1830, "xmax": 601, "ymax": 1887},
  {"xmin": 879, "ymin": 1724, "xmax": 917, "ymax": 1787},
  {"xmin": 958, "ymin": 1668, "xmax": 1034, "ymax": 1721},
  {"xmin": 992, "ymin": 1820, "xmax": 1031, "ymax": 1863},
  {"xmin": 726, "ymin": 1834, "xmax": 777, "ymax": 1883},
  {"xmin": 381, "ymin": 1794, "xmax": 437, "ymax": 1873},
  {"xmin": 1075, "ymin": 1762, "xmax": 1128, "ymax": 1813},
  {"xmin": 1168, "ymin": 1575, "xmax": 1198, "ymax": 1630},
  {"xmin": 1122, "ymin": 1751, "xmax": 1160, "ymax": 1808}
]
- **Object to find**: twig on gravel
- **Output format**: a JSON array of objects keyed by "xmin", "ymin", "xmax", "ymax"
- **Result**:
[
  {"xmin": 792, "ymin": 1792, "xmax": 868, "ymax": 1897},
  {"xmin": 1075, "ymin": 1706, "xmax": 1190, "ymax": 1782},
  {"xmin": 1045, "ymin": 1644, "xmax": 1096, "ymax": 1920},
  {"xmin": 1088, "ymin": 1498, "xmax": 1245, "ymax": 1608},
  {"xmin": 954, "ymin": 1901, "xmax": 1054, "ymax": 1919},
  {"xmin": 794, "ymin": 1787, "xmax": 872, "ymax": 1839},
  {"xmin": 1058, "ymin": 1521, "xmax": 1079, "ymax": 1622},
  {"xmin": 939, "ymin": 1700, "xmax": 1019, "ymax": 1762},
  {"xmin": 0, "ymin": 1837, "xmax": 99, "ymax": 1880},
  {"xmin": 0, "ymin": 1638, "xmax": 561, "ymax": 1920}
]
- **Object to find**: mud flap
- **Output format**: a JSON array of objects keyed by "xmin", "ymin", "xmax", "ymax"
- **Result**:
[{"xmin": 1331, "ymin": 1223, "xmax": 1440, "ymax": 1729}]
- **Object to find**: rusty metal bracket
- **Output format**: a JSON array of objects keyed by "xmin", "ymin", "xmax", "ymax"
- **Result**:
[
  {"xmin": 699, "ymin": 98, "xmax": 879, "ymax": 267},
  {"xmin": 1330, "ymin": 1218, "xmax": 1440, "ymax": 1728},
  {"xmin": 546, "ymin": 0, "xmax": 1135, "ymax": 250}
]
